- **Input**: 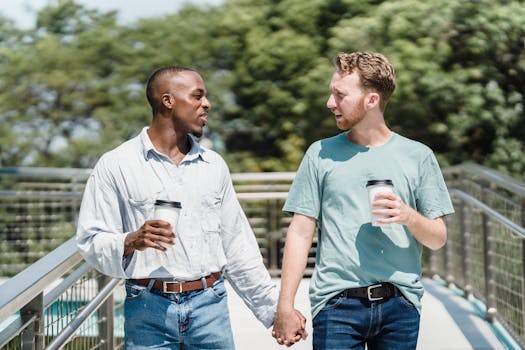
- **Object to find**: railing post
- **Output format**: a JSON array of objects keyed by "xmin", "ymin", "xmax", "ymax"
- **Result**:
[
  {"xmin": 460, "ymin": 202, "xmax": 472, "ymax": 298},
  {"xmin": 267, "ymin": 199, "xmax": 279, "ymax": 276},
  {"xmin": 20, "ymin": 292, "xmax": 44, "ymax": 350},
  {"xmin": 445, "ymin": 218, "xmax": 455, "ymax": 288},
  {"xmin": 427, "ymin": 248, "xmax": 437, "ymax": 277},
  {"xmin": 483, "ymin": 212, "xmax": 497, "ymax": 322},
  {"xmin": 521, "ymin": 198, "xmax": 525, "ymax": 343},
  {"xmin": 479, "ymin": 181, "xmax": 497, "ymax": 322},
  {"xmin": 97, "ymin": 275, "xmax": 115, "ymax": 350}
]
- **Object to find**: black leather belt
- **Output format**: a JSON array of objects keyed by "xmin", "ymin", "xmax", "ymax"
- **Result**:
[{"xmin": 340, "ymin": 282, "xmax": 401, "ymax": 301}]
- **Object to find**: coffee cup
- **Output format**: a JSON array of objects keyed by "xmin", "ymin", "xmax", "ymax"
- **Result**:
[
  {"xmin": 366, "ymin": 180, "xmax": 394, "ymax": 227},
  {"xmin": 153, "ymin": 200, "xmax": 182, "ymax": 240}
]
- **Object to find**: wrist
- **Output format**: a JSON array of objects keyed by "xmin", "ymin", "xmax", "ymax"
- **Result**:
[
  {"xmin": 123, "ymin": 233, "xmax": 135, "ymax": 256},
  {"xmin": 403, "ymin": 205, "xmax": 418, "ymax": 228},
  {"xmin": 277, "ymin": 302, "xmax": 295, "ymax": 314}
]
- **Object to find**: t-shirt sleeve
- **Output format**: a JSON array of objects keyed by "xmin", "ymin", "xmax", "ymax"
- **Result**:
[
  {"xmin": 283, "ymin": 148, "xmax": 321, "ymax": 219},
  {"xmin": 415, "ymin": 152, "xmax": 455, "ymax": 219}
]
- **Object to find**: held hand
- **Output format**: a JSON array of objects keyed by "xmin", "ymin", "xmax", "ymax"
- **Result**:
[
  {"xmin": 294, "ymin": 309, "xmax": 308, "ymax": 340},
  {"xmin": 372, "ymin": 192, "xmax": 415, "ymax": 226},
  {"xmin": 123, "ymin": 220, "xmax": 175, "ymax": 256},
  {"xmin": 272, "ymin": 308, "xmax": 308, "ymax": 346}
]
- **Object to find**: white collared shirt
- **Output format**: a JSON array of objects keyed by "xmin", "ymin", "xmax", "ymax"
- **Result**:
[{"xmin": 76, "ymin": 127, "xmax": 277, "ymax": 327}]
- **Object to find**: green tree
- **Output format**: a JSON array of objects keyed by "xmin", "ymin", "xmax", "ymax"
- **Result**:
[
  {"xmin": 0, "ymin": 0, "xmax": 143, "ymax": 167},
  {"xmin": 210, "ymin": 0, "xmax": 338, "ymax": 171},
  {"xmin": 328, "ymin": 0, "xmax": 525, "ymax": 176},
  {"xmin": 0, "ymin": 0, "xmax": 523, "ymax": 178}
]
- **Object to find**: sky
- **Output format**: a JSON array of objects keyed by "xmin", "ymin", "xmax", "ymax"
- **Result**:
[{"xmin": 0, "ymin": 0, "xmax": 223, "ymax": 29}]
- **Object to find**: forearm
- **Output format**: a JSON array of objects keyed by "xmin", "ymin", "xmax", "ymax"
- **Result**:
[
  {"xmin": 406, "ymin": 210, "xmax": 447, "ymax": 251},
  {"xmin": 278, "ymin": 214, "xmax": 315, "ymax": 311},
  {"xmin": 222, "ymin": 210, "xmax": 279, "ymax": 327},
  {"xmin": 375, "ymin": 192, "xmax": 448, "ymax": 251}
]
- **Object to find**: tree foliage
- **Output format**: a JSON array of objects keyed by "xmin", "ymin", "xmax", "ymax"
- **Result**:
[{"xmin": 0, "ymin": 0, "xmax": 523, "ymax": 178}]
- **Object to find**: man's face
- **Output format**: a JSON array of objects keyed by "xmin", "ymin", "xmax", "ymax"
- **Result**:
[
  {"xmin": 326, "ymin": 71, "xmax": 367, "ymax": 131},
  {"xmin": 167, "ymin": 71, "xmax": 211, "ymax": 137}
]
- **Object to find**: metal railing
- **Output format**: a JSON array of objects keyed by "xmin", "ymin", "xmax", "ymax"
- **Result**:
[
  {"xmin": 0, "ymin": 167, "xmax": 89, "ymax": 277},
  {"xmin": 1, "ymin": 165, "xmax": 525, "ymax": 348},
  {"xmin": 0, "ymin": 238, "xmax": 124, "ymax": 349},
  {"xmin": 433, "ymin": 163, "xmax": 525, "ymax": 347}
]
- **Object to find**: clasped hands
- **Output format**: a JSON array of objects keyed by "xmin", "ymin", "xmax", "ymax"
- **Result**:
[{"xmin": 272, "ymin": 308, "xmax": 308, "ymax": 347}]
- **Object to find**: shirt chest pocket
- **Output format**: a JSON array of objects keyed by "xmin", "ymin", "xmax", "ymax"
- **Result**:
[
  {"xmin": 201, "ymin": 193, "xmax": 221, "ymax": 233},
  {"xmin": 127, "ymin": 191, "xmax": 161, "ymax": 222}
]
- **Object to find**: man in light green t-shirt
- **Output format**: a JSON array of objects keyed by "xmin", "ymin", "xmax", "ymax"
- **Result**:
[{"xmin": 272, "ymin": 52, "xmax": 454, "ymax": 350}]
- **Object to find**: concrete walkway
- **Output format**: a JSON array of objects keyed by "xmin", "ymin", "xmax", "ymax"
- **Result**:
[{"xmin": 227, "ymin": 278, "xmax": 504, "ymax": 350}]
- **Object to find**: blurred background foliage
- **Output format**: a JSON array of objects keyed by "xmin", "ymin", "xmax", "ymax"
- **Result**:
[{"xmin": 0, "ymin": 0, "xmax": 523, "ymax": 178}]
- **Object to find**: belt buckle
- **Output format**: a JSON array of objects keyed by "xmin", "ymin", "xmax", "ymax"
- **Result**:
[
  {"xmin": 162, "ymin": 281, "xmax": 183, "ymax": 294},
  {"xmin": 367, "ymin": 284, "xmax": 384, "ymax": 301}
]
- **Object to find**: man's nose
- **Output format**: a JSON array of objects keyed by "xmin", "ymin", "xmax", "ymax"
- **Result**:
[
  {"xmin": 326, "ymin": 94, "xmax": 335, "ymax": 109},
  {"xmin": 203, "ymin": 96, "xmax": 211, "ymax": 109}
]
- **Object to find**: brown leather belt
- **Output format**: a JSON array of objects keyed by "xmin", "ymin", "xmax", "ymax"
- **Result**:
[{"xmin": 131, "ymin": 272, "xmax": 221, "ymax": 294}]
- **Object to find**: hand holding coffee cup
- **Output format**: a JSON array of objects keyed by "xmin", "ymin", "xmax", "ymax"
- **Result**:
[
  {"xmin": 366, "ymin": 180, "xmax": 394, "ymax": 227},
  {"xmin": 153, "ymin": 200, "xmax": 182, "ymax": 248}
]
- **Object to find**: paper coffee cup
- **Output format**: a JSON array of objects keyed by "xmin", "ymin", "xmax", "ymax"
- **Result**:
[
  {"xmin": 153, "ymin": 200, "xmax": 182, "ymax": 245},
  {"xmin": 366, "ymin": 180, "xmax": 394, "ymax": 227}
]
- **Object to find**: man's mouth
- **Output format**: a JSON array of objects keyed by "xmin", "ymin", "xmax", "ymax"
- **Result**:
[{"xmin": 200, "ymin": 114, "xmax": 208, "ymax": 126}]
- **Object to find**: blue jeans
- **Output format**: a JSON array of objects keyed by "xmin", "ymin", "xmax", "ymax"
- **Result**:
[
  {"xmin": 313, "ymin": 292, "xmax": 420, "ymax": 350},
  {"xmin": 124, "ymin": 279, "xmax": 235, "ymax": 349}
]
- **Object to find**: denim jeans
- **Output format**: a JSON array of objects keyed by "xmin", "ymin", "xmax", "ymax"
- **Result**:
[
  {"xmin": 124, "ymin": 279, "xmax": 235, "ymax": 349},
  {"xmin": 313, "ymin": 292, "xmax": 420, "ymax": 350}
]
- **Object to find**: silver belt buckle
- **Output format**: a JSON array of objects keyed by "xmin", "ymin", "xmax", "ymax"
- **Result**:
[
  {"xmin": 163, "ymin": 281, "xmax": 183, "ymax": 294},
  {"xmin": 367, "ymin": 284, "xmax": 384, "ymax": 301}
]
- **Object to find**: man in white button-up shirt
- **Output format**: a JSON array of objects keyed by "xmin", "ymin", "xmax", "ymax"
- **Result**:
[{"xmin": 76, "ymin": 67, "xmax": 306, "ymax": 349}]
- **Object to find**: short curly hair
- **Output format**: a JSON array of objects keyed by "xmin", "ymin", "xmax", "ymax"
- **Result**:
[{"xmin": 334, "ymin": 52, "xmax": 396, "ymax": 111}]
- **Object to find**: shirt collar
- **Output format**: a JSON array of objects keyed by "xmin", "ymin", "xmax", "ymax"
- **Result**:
[{"xmin": 139, "ymin": 127, "xmax": 209, "ymax": 163}]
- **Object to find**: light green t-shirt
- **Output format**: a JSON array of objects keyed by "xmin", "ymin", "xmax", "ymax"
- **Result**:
[{"xmin": 283, "ymin": 132, "xmax": 454, "ymax": 317}]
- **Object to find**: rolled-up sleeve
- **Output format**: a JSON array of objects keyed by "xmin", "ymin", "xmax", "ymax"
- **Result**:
[{"xmin": 219, "ymin": 166, "xmax": 278, "ymax": 328}]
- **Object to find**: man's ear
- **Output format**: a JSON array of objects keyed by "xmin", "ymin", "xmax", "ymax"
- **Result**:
[
  {"xmin": 364, "ymin": 92, "xmax": 380, "ymax": 111},
  {"xmin": 161, "ymin": 93, "xmax": 174, "ymax": 109}
]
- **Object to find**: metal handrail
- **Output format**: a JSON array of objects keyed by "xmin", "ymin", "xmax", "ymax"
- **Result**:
[
  {"xmin": 443, "ymin": 163, "xmax": 525, "ymax": 197},
  {"xmin": 0, "ymin": 238, "xmax": 123, "ymax": 349},
  {"xmin": 0, "ymin": 167, "xmax": 91, "ymax": 180},
  {"xmin": 450, "ymin": 189, "xmax": 525, "ymax": 239},
  {"xmin": 0, "ymin": 239, "xmax": 82, "ymax": 323}
]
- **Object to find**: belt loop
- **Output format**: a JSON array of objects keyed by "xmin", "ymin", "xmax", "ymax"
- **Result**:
[
  {"xmin": 201, "ymin": 276, "xmax": 208, "ymax": 289},
  {"xmin": 147, "ymin": 279, "xmax": 156, "ymax": 291}
]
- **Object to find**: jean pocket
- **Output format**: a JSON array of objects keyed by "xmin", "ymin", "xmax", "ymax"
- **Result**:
[
  {"xmin": 208, "ymin": 280, "xmax": 227, "ymax": 299},
  {"xmin": 321, "ymin": 295, "xmax": 343, "ymax": 311},
  {"xmin": 125, "ymin": 282, "xmax": 147, "ymax": 300},
  {"xmin": 397, "ymin": 294, "xmax": 417, "ymax": 311}
]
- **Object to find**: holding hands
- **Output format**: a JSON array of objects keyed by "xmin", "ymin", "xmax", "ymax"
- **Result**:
[{"xmin": 272, "ymin": 308, "xmax": 308, "ymax": 347}]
